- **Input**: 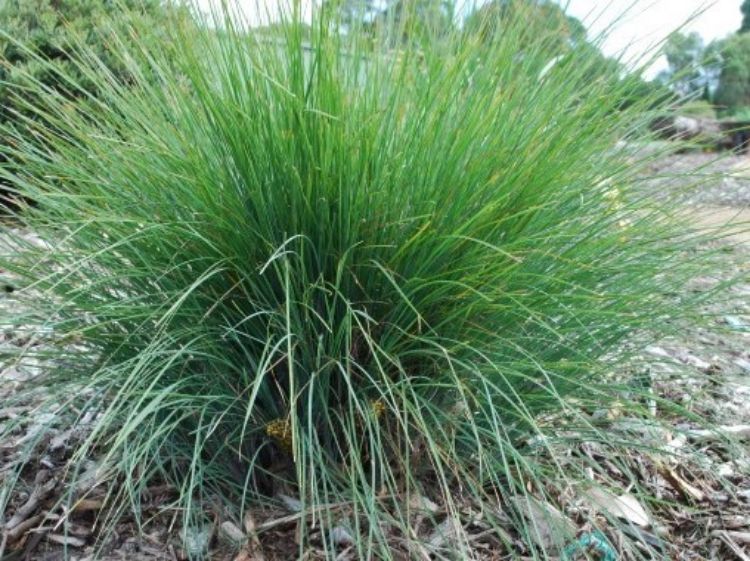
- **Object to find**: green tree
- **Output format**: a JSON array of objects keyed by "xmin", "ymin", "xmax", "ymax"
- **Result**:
[
  {"xmin": 741, "ymin": 0, "xmax": 750, "ymax": 33},
  {"xmin": 463, "ymin": 0, "xmax": 587, "ymax": 50},
  {"xmin": 658, "ymin": 32, "xmax": 716, "ymax": 99},
  {"xmin": 323, "ymin": 0, "xmax": 379, "ymax": 31},
  {"xmin": 714, "ymin": 32, "xmax": 750, "ymax": 112},
  {"xmin": 324, "ymin": 0, "xmax": 454, "ymax": 44},
  {"xmin": 462, "ymin": 0, "xmax": 669, "ymax": 109},
  {"xmin": 375, "ymin": 0, "xmax": 454, "ymax": 44}
]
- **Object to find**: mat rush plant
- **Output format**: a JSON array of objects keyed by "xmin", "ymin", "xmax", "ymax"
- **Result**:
[{"xmin": 0, "ymin": 1, "xmax": 727, "ymax": 559}]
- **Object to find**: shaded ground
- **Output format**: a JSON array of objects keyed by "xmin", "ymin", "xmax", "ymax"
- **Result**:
[{"xmin": 1, "ymin": 152, "xmax": 749, "ymax": 560}]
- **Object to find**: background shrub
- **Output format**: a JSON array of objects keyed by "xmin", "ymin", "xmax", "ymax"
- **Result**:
[{"xmin": 0, "ymin": 0, "xmax": 189, "ymax": 208}]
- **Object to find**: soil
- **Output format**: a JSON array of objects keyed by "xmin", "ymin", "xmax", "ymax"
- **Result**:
[{"xmin": 1, "ymin": 151, "xmax": 749, "ymax": 560}]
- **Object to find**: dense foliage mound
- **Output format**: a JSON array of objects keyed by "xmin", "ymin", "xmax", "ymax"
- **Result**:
[{"xmin": 0, "ymin": 2, "xmax": 716, "ymax": 558}]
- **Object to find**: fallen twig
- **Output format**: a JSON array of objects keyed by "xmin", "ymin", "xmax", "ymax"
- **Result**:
[
  {"xmin": 722, "ymin": 531, "xmax": 750, "ymax": 545},
  {"xmin": 4, "ymin": 475, "xmax": 56, "ymax": 532},
  {"xmin": 255, "ymin": 500, "xmax": 352, "ymax": 533},
  {"xmin": 46, "ymin": 533, "xmax": 87, "ymax": 548},
  {"xmin": 711, "ymin": 530, "xmax": 750, "ymax": 561},
  {"xmin": 5, "ymin": 514, "xmax": 43, "ymax": 543},
  {"xmin": 685, "ymin": 425, "xmax": 750, "ymax": 443},
  {"xmin": 658, "ymin": 467, "xmax": 706, "ymax": 502}
]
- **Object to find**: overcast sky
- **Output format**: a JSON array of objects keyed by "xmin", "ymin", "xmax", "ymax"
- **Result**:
[
  {"xmin": 563, "ymin": 1, "xmax": 741, "ymax": 76},
  {"xmin": 194, "ymin": 0, "xmax": 742, "ymax": 77}
]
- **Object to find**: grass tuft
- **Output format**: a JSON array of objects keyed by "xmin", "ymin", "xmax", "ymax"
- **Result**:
[{"xmin": 0, "ymin": 2, "xmax": 732, "ymax": 558}]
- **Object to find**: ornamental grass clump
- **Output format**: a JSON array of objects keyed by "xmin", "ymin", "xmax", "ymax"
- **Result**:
[{"xmin": 0, "ymin": 2, "xmax": 721, "ymax": 558}]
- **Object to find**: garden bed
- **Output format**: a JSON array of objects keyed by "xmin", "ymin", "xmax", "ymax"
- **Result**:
[{"xmin": 1, "ymin": 152, "xmax": 749, "ymax": 560}]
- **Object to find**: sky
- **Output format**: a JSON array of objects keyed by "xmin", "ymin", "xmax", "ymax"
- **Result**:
[
  {"xmin": 194, "ymin": 0, "xmax": 743, "ymax": 78},
  {"xmin": 562, "ymin": 1, "xmax": 742, "ymax": 76}
]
